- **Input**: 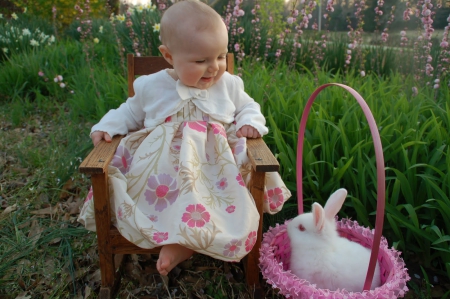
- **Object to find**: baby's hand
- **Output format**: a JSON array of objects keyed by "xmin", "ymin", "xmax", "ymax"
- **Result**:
[
  {"xmin": 236, "ymin": 125, "xmax": 261, "ymax": 139},
  {"xmin": 91, "ymin": 131, "xmax": 112, "ymax": 146}
]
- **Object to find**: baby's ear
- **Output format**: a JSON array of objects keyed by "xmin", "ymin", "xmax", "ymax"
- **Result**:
[{"xmin": 159, "ymin": 45, "xmax": 173, "ymax": 65}]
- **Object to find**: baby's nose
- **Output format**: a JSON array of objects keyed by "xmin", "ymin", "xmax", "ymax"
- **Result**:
[{"xmin": 208, "ymin": 61, "xmax": 219, "ymax": 72}]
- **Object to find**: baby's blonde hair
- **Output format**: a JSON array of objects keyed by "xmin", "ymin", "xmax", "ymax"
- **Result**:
[{"xmin": 160, "ymin": 0, "xmax": 225, "ymax": 50}]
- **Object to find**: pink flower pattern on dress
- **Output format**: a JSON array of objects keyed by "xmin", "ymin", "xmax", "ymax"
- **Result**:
[
  {"xmin": 226, "ymin": 205, "xmax": 236, "ymax": 213},
  {"xmin": 148, "ymin": 215, "xmax": 158, "ymax": 222},
  {"xmin": 182, "ymin": 204, "xmax": 211, "ymax": 228},
  {"xmin": 117, "ymin": 206, "xmax": 124, "ymax": 220},
  {"xmin": 245, "ymin": 231, "xmax": 257, "ymax": 252},
  {"xmin": 265, "ymin": 187, "xmax": 284, "ymax": 210},
  {"xmin": 236, "ymin": 173, "xmax": 245, "ymax": 187},
  {"xmin": 112, "ymin": 145, "xmax": 133, "ymax": 174},
  {"xmin": 165, "ymin": 116, "xmax": 172, "ymax": 123},
  {"xmin": 184, "ymin": 121, "xmax": 207, "ymax": 132},
  {"xmin": 211, "ymin": 123, "xmax": 227, "ymax": 138},
  {"xmin": 233, "ymin": 138, "xmax": 245, "ymax": 155},
  {"xmin": 84, "ymin": 187, "xmax": 93, "ymax": 202},
  {"xmin": 145, "ymin": 173, "xmax": 179, "ymax": 212},
  {"xmin": 216, "ymin": 177, "xmax": 228, "ymax": 190},
  {"xmin": 153, "ymin": 232, "xmax": 168, "ymax": 243},
  {"xmin": 223, "ymin": 239, "xmax": 242, "ymax": 257}
]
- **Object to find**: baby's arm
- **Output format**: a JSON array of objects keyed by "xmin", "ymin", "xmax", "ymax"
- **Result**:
[
  {"xmin": 91, "ymin": 131, "xmax": 112, "ymax": 146},
  {"xmin": 236, "ymin": 125, "xmax": 261, "ymax": 138},
  {"xmin": 227, "ymin": 74, "xmax": 268, "ymax": 137},
  {"xmin": 90, "ymin": 76, "xmax": 149, "ymax": 144}
]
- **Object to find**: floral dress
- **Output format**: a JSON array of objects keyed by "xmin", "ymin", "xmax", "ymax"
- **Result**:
[{"xmin": 78, "ymin": 101, "xmax": 291, "ymax": 262}]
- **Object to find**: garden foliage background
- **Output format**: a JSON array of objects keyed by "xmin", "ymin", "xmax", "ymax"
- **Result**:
[{"xmin": 0, "ymin": 0, "xmax": 450, "ymax": 297}]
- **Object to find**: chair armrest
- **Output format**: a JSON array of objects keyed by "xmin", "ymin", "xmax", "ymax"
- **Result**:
[
  {"xmin": 246, "ymin": 138, "xmax": 279, "ymax": 172},
  {"xmin": 79, "ymin": 135, "xmax": 125, "ymax": 174}
]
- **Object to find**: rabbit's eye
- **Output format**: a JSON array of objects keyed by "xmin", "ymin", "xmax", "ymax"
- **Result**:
[{"xmin": 298, "ymin": 224, "xmax": 305, "ymax": 231}]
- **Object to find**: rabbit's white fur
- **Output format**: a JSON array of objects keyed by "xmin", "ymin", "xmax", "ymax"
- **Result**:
[{"xmin": 287, "ymin": 188, "xmax": 381, "ymax": 292}]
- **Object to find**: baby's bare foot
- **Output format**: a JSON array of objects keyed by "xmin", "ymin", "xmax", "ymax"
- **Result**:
[{"xmin": 157, "ymin": 244, "xmax": 194, "ymax": 276}]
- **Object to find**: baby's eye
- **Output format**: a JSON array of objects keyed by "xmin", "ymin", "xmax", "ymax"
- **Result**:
[
  {"xmin": 195, "ymin": 60, "xmax": 205, "ymax": 63},
  {"xmin": 218, "ymin": 56, "xmax": 226, "ymax": 60}
]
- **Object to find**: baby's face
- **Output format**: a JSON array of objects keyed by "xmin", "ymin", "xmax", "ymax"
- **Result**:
[{"xmin": 169, "ymin": 25, "xmax": 228, "ymax": 90}]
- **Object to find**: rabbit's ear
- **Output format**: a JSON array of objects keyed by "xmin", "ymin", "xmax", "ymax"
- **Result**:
[
  {"xmin": 324, "ymin": 188, "xmax": 347, "ymax": 220},
  {"xmin": 312, "ymin": 203, "xmax": 325, "ymax": 232}
]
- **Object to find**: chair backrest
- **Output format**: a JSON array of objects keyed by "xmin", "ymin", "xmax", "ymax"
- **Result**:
[{"xmin": 127, "ymin": 53, "xmax": 235, "ymax": 97}]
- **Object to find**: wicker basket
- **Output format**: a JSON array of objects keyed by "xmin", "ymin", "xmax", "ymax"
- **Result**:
[{"xmin": 259, "ymin": 83, "xmax": 410, "ymax": 298}]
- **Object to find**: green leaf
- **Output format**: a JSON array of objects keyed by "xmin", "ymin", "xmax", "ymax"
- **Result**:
[
  {"xmin": 385, "ymin": 167, "xmax": 415, "ymax": 205},
  {"xmin": 432, "ymin": 235, "xmax": 450, "ymax": 246}
]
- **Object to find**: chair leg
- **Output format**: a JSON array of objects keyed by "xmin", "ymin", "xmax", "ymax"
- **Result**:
[
  {"xmin": 91, "ymin": 173, "xmax": 116, "ymax": 298},
  {"xmin": 246, "ymin": 170, "xmax": 266, "ymax": 297}
]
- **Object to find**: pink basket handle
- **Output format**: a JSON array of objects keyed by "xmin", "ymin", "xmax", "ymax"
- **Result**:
[{"xmin": 296, "ymin": 83, "xmax": 385, "ymax": 292}]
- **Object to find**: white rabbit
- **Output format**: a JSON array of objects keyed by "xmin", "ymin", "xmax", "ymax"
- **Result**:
[{"xmin": 287, "ymin": 188, "xmax": 381, "ymax": 292}]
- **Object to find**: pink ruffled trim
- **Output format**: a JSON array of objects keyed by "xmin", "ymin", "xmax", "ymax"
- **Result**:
[{"xmin": 259, "ymin": 218, "xmax": 410, "ymax": 299}]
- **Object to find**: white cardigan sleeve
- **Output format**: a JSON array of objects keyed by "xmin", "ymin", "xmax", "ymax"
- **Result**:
[
  {"xmin": 90, "ymin": 76, "xmax": 147, "ymax": 137},
  {"xmin": 229, "ymin": 75, "xmax": 269, "ymax": 136}
]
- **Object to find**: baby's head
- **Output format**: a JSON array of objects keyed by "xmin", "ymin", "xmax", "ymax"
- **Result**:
[{"xmin": 158, "ymin": 0, "xmax": 229, "ymax": 90}]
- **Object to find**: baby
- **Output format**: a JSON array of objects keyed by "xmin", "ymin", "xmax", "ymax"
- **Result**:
[{"xmin": 79, "ymin": 0, "xmax": 291, "ymax": 276}]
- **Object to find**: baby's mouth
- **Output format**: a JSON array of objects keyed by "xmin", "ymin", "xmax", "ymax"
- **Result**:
[{"xmin": 201, "ymin": 77, "xmax": 213, "ymax": 82}]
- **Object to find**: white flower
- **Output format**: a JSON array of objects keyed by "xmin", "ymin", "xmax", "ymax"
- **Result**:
[
  {"xmin": 153, "ymin": 23, "xmax": 160, "ymax": 32},
  {"xmin": 2, "ymin": 47, "xmax": 7, "ymax": 53},
  {"xmin": 93, "ymin": 37, "xmax": 99, "ymax": 43},
  {"xmin": 23, "ymin": 7, "xmax": 27, "ymax": 13},
  {"xmin": 136, "ymin": 5, "xmax": 144, "ymax": 12},
  {"xmin": 57, "ymin": 75, "xmax": 63, "ymax": 81},
  {"xmin": 48, "ymin": 35, "xmax": 55, "ymax": 43},
  {"xmin": 60, "ymin": 83, "xmax": 66, "ymax": 88},
  {"xmin": 39, "ymin": 33, "xmax": 49, "ymax": 42},
  {"xmin": 54, "ymin": 77, "xmax": 58, "ymax": 82},
  {"xmin": 11, "ymin": 13, "xmax": 18, "ymax": 20},
  {"xmin": 30, "ymin": 39, "xmax": 39, "ymax": 46},
  {"xmin": 360, "ymin": 71, "xmax": 366, "ymax": 77},
  {"xmin": 0, "ymin": 13, "xmax": 3, "ymax": 19},
  {"xmin": 99, "ymin": 26, "xmax": 103, "ymax": 33},
  {"xmin": 116, "ymin": 14, "xmax": 125, "ymax": 22},
  {"xmin": 22, "ymin": 28, "xmax": 31, "ymax": 36}
]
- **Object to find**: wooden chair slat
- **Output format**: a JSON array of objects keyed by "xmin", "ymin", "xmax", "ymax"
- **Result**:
[
  {"xmin": 110, "ymin": 228, "xmax": 162, "ymax": 254},
  {"xmin": 133, "ymin": 57, "xmax": 172, "ymax": 76}
]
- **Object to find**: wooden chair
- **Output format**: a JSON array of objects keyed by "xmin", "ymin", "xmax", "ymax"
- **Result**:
[{"xmin": 79, "ymin": 53, "xmax": 279, "ymax": 298}]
